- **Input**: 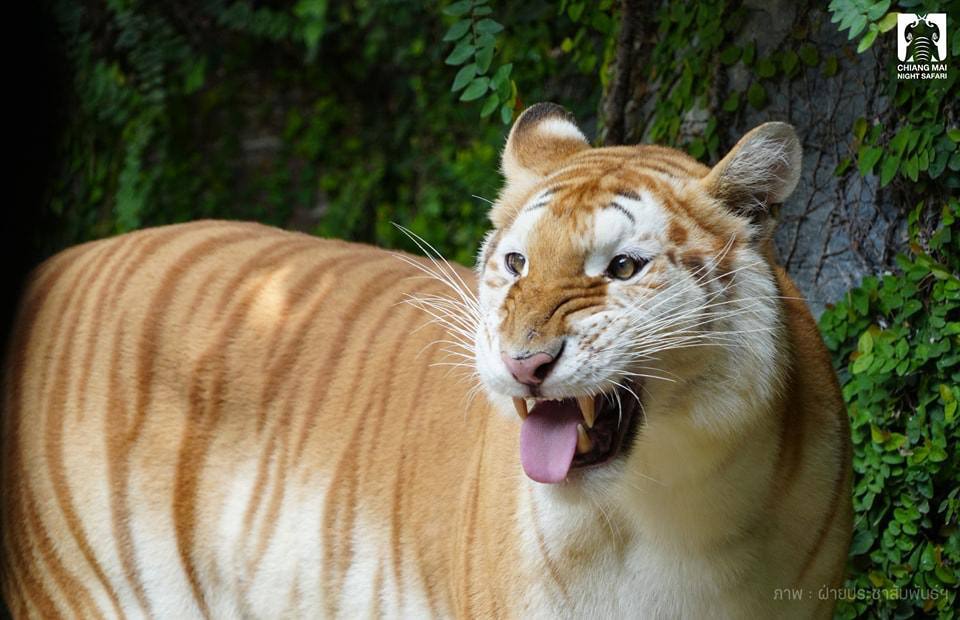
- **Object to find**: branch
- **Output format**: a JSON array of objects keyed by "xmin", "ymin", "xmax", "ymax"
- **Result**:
[{"xmin": 599, "ymin": 0, "xmax": 642, "ymax": 146}]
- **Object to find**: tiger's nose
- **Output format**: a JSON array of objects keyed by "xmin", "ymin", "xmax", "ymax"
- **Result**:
[{"xmin": 500, "ymin": 351, "xmax": 558, "ymax": 386}]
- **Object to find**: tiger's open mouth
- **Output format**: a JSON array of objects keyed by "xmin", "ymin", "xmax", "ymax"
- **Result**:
[{"xmin": 511, "ymin": 382, "xmax": 642, "ymax": 484}]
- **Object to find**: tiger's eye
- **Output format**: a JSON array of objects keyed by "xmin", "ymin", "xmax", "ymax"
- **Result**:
[
  {"xmin": 505, "ymin": 252, "xmax": 526, "ymax": 275},
  {"xmin": 606, "ymin": 255, "xmax": 641, "ymax": 280}
]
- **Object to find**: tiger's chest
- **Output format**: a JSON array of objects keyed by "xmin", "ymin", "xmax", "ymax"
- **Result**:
[{"xmin": 514, "ymin": 538, "xmax": 777, "ymax": 619}]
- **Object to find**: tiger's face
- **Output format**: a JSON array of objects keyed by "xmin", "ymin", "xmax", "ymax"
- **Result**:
[{"xmin": 474, "ymin": 104, "xmax": 801, "ymax": 484}]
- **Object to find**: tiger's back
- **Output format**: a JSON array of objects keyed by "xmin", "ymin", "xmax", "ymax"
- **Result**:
[{"xmin": 1, "ymin": 221, "xmax": 510, "ymax": 617}]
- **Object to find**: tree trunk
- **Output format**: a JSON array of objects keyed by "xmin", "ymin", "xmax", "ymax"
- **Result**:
[{"xmin": 599, "ymin": 0, "xmax": 904, "ymax": 314}]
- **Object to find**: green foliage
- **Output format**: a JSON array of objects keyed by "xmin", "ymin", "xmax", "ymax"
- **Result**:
[
  {"xmin": 442, "ymin": 0, "xmax": 616, "ymax": 124},
  {"xmin": 851, "ymin": 57, "xmax": 959, "ymax": 190},
  {"xmin": 644, "ymin": 0, "xmax": 737, "ymax": 159},
  {"xmin": 828, "ymin": 0, "xmax": 897, "ymax": 52},
  {"xmin": 821, "ymin": 199, "xmax": 960, "ymax": 619},
  {"xmin": 823, "ymin": 2, "xmax": 960, "ymax": 617},
  {"xmin": 45, "ymin": 0, "xmax": 601, "ymax": 266},
  {"xmin": 442, "ymin": 0, "xmax": 516, "ymax": 123}
]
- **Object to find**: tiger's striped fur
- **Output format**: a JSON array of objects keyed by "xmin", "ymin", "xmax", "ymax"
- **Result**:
[{"xmin": 2, "ymin": 104, "xmax": 851, "ymax": 618}]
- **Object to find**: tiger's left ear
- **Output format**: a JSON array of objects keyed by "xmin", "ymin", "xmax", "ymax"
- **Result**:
[
  {"xmin": 494, "ymin": 103, "xmax": 590, "ymax": 227},
  {"xmin": 701, "ymin": 122, "xmax": 802, "ymax": 218}
]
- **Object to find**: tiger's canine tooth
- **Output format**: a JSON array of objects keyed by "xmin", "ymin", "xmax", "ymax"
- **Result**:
[
  {"xmin": 576, "ymin": 424, "xmax": 593, "ymax": 454},
  {"xmin": 513, "ymin": 397, "xmax": 528, "ymax": 419},
  {"xmin": 577, "ymin": 396, "xmax": 596, "ymax": 428}
]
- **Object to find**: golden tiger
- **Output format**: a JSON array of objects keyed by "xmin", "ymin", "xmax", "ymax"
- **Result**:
[{"xmin": 2, "ymin": 103, "xmax": 851, "ymax": 618}]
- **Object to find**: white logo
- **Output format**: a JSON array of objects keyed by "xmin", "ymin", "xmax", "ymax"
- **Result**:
[
  {"xmin": 897, "ymin": 13, "xmax": 947, "ymax": 62},
  {"xmin": 896, "ymin": 13, "xmax": 948, "ymax": 80}
]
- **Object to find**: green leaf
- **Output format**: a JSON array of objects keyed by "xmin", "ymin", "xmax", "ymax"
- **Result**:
[
  {"xmin": 823, "ymin": 56, "xmax": 839, "ymax": 76},
  {"xmin": 445, "ymin": 40, "xmax": 475, "ymax": 65},
  {"xmin": 567, "ymin": 2, "xmax": 585, "ymax": 22},
  {"xmin": 935, "ymin": 566, "xmax": 957, "ymax": 585},
  {"xmin": 858, "ymin": 146, "xmax": 883, "ymax": 175},
  {"xmin": 443, "ymin": 0, "xmax": 473, "ymax": 17},
  {"xmin": 929, "ymin": 149, "xmax": 949, "ymax": 179},
  {"xmin": 889, "ymin": 129, "xmax": 910, "ymax": 156},
  {"xmin": 719, "ymin": 46, "xmax": 741, "ymax": 65},
  {"xmin": 904, "ymin": 155, "xmax": 919, "ymax": 181},
  {"xmin": 474, "ymin": 18, "xmax": 503, "ymax": 34},
  {"xmin": 781, "ymin": 50, "xmax": 798, "ymax": 75},
  {"xmin": 451, "ymin": 63, "xmax": 477, "ymax": 92},
  {"xmin": 443, "ymin": 19, "xmax": 471, "ymax": 42},
  {"xmin": 475, "ymin": 44, "xmax": 494, "ymax": 73},
  {"xmin": 496, "ymin": 72, "xmax": 512, "ymax": 98},
  {"xmin": 853, "ymin": 117, "xmax": 868, "ymax": 140},
  {"xmin": 834, "ymin": 157, "xmax": 852, "ymax": 176},
  {"xmin": 858, "ymin": 330, "xmax": 874, "ymax": 354},
  {"xmin": 459, "ymin": 76, "xmax": 490, "ymax": 101},
  {"xmin": 500, "ymin": 104, "xmax": 513, "ymax": 124},
  {"xmin": 480, "ymin": 92, "xmax": 499, "ymax": 117},
  {"xmin": 490, "ymin": 63, "xmax": 512, "ymax": 86},
  {"xmin": 850, "ymin": 529, "xmax": 875, "ymax": 555},
  {"xmin": 866, "ymin": 0, "xmax": 890, "ymax": 21},
  {"xmin": 948, "ymin": 128, "xmax": 960, "ymax": 142},
  {"xmin": 747, "ymin": 82, "xmax": 767, "ymax": 109},
  {"xmin": 857, "ymin": 27, "xmax": 878, "ymax": 53},
  {"xmin": 722, "ymin": 91, "xmax": 740, "ymax": 112},
  {"xmin": 880, "ymin": 155, "xmax": 900, "ymax": 187},
  {"xmin": 183, "ymin": 57, "xmax": 206, "ymax": 94},
  {"xmin": 848, "ymin": 14, "xmax": 868, "ymax": 39},
  {"xmin": 475, "ymin": 32, "xmax": 496, "ymax": 49},
  {"xmin": 798, "ymin": 44, "xmax": 820, "ymax": 66},
  {"xmin": 877, "ymin": 12, "xmax": 898, "ymax": 33},
  {"xmin": 756, "ymin": 58, "xmax": 776, "ymax": 78},
  {"xmin": 742, "ymin": 41, "xmax": 756, "ymax": 66}
]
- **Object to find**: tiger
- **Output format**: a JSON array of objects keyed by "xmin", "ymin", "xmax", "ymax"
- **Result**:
[{"xmin": 1, "ymin": 102, "xmax": 852, "ymax": 618}]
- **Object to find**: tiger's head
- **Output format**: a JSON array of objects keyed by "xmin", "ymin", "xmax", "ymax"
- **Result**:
[{"xmin": 473, "ymin": 103, "xmax": 801, "ymax": 485}]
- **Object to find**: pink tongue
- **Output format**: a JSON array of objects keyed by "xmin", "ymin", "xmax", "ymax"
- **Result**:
[{"xmin": 520, "ymin": 400, "xmax": 581, "ymax": 484}]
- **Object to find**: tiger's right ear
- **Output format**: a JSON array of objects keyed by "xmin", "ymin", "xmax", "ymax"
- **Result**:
[{"xmin": 494, "ymin": 103, "xmax": 590, "ymax": 227}]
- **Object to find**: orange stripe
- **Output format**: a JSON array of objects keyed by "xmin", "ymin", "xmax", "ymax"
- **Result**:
[
  {"xmin": 389, "ymin": 324, "xmax": 445, "ymax": 617},
  {"xmin": 349, "ymin": 280, "xmax": 436, "ymax": 613},
  {"xmin": 22, "ymin": 480, "xmax": 95, "ymax": 616},
  {"xmin": 291, "ymin": 255, "xmax": 407, "ymax": 462},
  {"xmin": 795, "ymin": 434, "xmax": 851, "ymax": 583},
  {"xmin": 527, "ymin": 486, "xmax": 571, "ymax": 603},
  {"xmin": 456, "ymin": 414, "xmax": 487, "ymax": 617},
  {"xmin": 18, "ymin": 243, "xmax": 111, "ymax": 616},
  {"xmin": 0, "ymin": 249, "xmax": 75, "ymax": 616},
  {"xmin": 74, "ymin": 235, "xmax": 142, "ymax": 418},
  {"xmin": 318, "ymin": 266, "xmax": 426, "ymax": 615},
  {"xmin": 110, "ymin": 229, "xmax": 261, "ymax": 616},
  {"xmin": 43, "ymin": 242, "xmax": 126, "ymax": 617},
  {"xmin": 244, "ymin": 254, "xmax": 379, "ymax": 588},
  {"xmin": 169, "ymin": 236, "xmax": 312, "ymax": 616}
]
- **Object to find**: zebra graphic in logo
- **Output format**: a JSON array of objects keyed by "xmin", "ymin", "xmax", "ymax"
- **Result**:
[{"xmin": 903, "ymin": 14, "xmax": 941, "ymax": 62}]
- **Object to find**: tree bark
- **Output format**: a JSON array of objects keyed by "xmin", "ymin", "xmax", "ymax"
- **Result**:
[{"xmin": 599, "ymin": 0, "xmax": 904, "ymax": 314}]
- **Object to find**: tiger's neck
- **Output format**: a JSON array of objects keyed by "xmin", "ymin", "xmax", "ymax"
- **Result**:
[{"xmin": 465, "ymin": 299, "xmax": 790, "ymax": 613}]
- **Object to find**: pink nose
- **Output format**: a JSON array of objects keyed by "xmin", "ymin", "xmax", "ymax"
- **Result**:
[{"xmin": 501, "ymin": 352, "xmax": 556, "ymax": 386}]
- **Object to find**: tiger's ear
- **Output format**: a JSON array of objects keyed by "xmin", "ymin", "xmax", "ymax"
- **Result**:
[
  {"xmin": 494, "ymin": 103, "xmax": 589, "ymax": 226},
  {"xmin": 701, "ymin": 122, "xmax": 802, "ymax": 218}
]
